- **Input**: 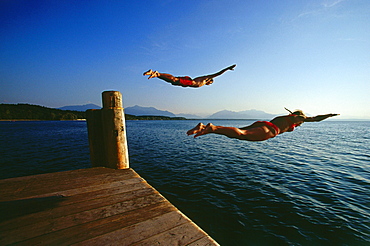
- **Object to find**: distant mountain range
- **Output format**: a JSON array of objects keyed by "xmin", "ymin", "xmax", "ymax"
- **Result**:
[
  {"xmin": 208, "ymin": 109, "xmax": 276, "ymax": 119},
  {"xmin": 57, "ymin": 104, "xmax": 276, "ymax": 119},
  {"xmin": 123, "ymin": 105, "xmax": 276, "ymax": 119},
  {"xmin": 124, "ymin": 105, "xmax": 176, "ymax": 117},
  {"xmin": 175, "ymin": 113, "xmax": 202, "ymax": 119},
  {"xmin": 58, "ymin": 103, "xmax": 101, "ymax": 111}
]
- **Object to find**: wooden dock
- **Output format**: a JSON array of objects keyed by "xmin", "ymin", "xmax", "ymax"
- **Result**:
[{"xmin": 0, "ymin": 167, "xmax": 219, "ymax": 245}]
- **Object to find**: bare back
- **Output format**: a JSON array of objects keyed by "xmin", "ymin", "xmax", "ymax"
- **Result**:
[{"xmin": 270, "ymin": 115, "xmax": 305, "ymax": 134}]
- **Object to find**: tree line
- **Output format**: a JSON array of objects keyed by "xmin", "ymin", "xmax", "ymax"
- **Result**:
[
  {"xmin": 0, "ymin": 104, "xmax": 186, "ymax": 120},
  {"xmin": 0, "ymin": 104, "xmax": 86, "ymax": 120}
]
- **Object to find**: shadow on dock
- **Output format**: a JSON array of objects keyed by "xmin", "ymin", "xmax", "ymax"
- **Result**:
[{"xmin": 0, "ymin": 195, "xmax": 67, "ymax": 222}]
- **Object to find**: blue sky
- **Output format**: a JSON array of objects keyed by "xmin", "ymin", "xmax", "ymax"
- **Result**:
[{"xmin": 1, "ymin": 0, "xmax": 369, "ymax": 119}]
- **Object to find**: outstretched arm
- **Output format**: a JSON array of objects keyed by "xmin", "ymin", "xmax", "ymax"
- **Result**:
[
  {"xmin": 304, "ymin": 113, "xmax": 340, "ymax": 122},
  {"xmin": 194, "ymin": 64, "xmax": 236, "ymax": 80},
  {"xmin": 209, "ymin": 64, "xmax": 236, "ymax": 78}
]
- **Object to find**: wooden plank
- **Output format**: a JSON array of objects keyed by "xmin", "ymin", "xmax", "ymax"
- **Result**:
[
  {"xmin": 1, "ymin": 174, "xmax": 147, "ymax": 230},
  {"xmin": 0, "ymin": 168, "xmax": 139, "ymax": 200},
  {"xmin": 0, "ymin": 167, "xmax": 116, "ymax": 187},
  {"xmin": 22, "ymin": 176, "xmax": 145, "ymax": 201},
  {"xmin": 1, "ymin": 192, "xmax": 165, "ymax": 245},
  {"xmin": 12, "ymin": 202, "xmax": 177, "ymax": 246},
  {"xmin": 1, "ymin": 185, "xmax": 155, "ymax": 231},
  {"xmin": 0, "ymin": 168, "xmax": 219, "ymax": 246},
  {"xmin": 55, "ymin": 178, "xmax": 146, "ymax": 206},
  {"xmin": 131, "ymin": 221, "xmax": 207, "ymax": 246},
  {"xmin": 1, "ymin": 177, "xmax": 146, "ymax": 221},
  {"xmin": 73, "ymin": 210, "xmax": 191, "ymax": 246},
  {"xmin": 187, "ymin": 236, "xmax": 220, "ymax": 246}
]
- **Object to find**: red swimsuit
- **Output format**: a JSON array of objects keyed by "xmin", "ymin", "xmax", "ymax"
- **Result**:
[
  {"xmin": 256, "ymin": 121, "xmax": 280, "ymax": 136},
  {"xmin": 178, "ymin": 76, "xmax": 193, "ymax": 86}
]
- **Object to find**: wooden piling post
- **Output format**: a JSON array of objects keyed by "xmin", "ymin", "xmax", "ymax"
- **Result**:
[
  {"xmin": 101, "ymin": 91, "xmax": 129, "ymax": 169},
  {"xmin": 86, "ymin": 109, "xmax": 105, "ymax": 167},
  {"xmin": 86, "ymin": 91, "xmax": 129, "ymax": 169}
]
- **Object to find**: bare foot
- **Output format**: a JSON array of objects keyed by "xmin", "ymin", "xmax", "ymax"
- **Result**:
[
  {"xmin": 143, "ymin": 69, "xmax": 153, "ymax": 76},
  {"xmin": 143, "ymin": 69, "xmax": 159, "ymax": 79},
  {"xmin": 148, "ymin": 71, "xmax": 159, "ymax": 79},
  {"xmin": 187, "ymin": 123, "xmax": 205, "ymax": 136},
  {"xmin": 194, "ymin": 123, "xmax": 215, "ymax": 138}
]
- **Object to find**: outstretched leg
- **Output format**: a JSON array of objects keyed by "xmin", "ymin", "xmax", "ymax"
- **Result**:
[
  {"xmin": 187, "ymin": 122, "xmax": 275, "ymax": 141},
  {"xmin": 190, "ymin": 123, "xmax": 246, "ymax": 139},
  {"xmin": 143, "ymin": 70, "xmax": 179, "ymax": 83},
  {"xmin": 143, "ymin": 69, "xmax": 160, "ymax": 79},
  {"xmin": 193, "ymin": 64, "xmax": 236, "ymax": 83}
]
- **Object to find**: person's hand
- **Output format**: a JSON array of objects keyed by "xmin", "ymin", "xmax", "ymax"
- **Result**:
[{"xmin": 229, "ymin": 64, "xmax": 236, "ymax": 70}]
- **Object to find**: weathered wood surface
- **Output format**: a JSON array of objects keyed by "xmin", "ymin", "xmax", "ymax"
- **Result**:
[
  {"xmin": 87, "ymin": 91, "xmax": 129, "ymax": 169},
  {"xmin": 0, "ymin": 167, "xmax": 219, "ymax": 246}
]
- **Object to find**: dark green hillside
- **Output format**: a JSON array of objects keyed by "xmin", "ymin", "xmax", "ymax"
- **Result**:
[
  {"xmin": 0, "ymin": 104, "xmax": 86, "ymax": 120},
  {"xmin": 0, "ymin": 104, "xmax": 186, "ymax": 121}
]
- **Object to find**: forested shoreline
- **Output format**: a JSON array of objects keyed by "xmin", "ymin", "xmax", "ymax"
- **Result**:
[{"xmin": 0, "ymin": 104, "xmax": 186, "ymax": 121}]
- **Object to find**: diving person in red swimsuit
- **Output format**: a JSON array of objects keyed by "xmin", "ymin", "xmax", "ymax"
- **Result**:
[
  {"xmin": 143, "ymin": 64, "xmax": 236, "ymax": 88},
  {"xmin": 187, "ymin": 108, "xmax": 339, "ymax": 141}
]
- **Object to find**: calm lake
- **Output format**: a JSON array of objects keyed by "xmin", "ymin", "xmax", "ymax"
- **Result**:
[{"xmin": 0, "ymin": 120, "xmax": 369, "ymax": 245}]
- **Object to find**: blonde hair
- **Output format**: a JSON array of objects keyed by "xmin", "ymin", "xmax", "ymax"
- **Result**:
[
  {"xmin": 292, "ymin": 110, "xmax": 305, "ymax": 117},
  {"xmin": 284, "ymin": 107, "xmax": 305, "ymax": 117}
]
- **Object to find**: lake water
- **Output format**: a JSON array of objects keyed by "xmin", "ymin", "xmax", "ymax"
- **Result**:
[{"xmin": 0, "ymin": 120, "xmax": 369, "ymax": 245}]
